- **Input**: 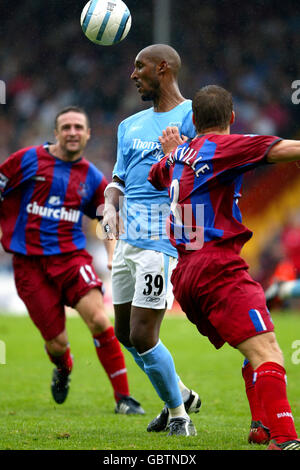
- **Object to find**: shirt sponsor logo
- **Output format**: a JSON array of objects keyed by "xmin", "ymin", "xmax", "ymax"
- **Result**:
[
  {"xmin": 132, "ymin": 138, "xmax": 164, "ymax": 161},
  {"xmin": 26, "ymin": 201, "xmax": 80, "ymax": 223}
]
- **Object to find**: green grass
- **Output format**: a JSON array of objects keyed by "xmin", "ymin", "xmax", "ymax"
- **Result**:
[{"xmin": 0, "ymin": 311, "xmax": 299, "ymax": 450}]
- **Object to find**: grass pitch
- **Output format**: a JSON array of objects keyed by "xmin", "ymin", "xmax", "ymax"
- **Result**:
[{"xmin": 0, "ymin": 310, "xmax": 299, "ymax": 451}]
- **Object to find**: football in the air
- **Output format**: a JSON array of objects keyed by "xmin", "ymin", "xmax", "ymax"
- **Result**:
[{"xmin": 80, "ymin": 0, "xmax": 131, "ymax": 46}]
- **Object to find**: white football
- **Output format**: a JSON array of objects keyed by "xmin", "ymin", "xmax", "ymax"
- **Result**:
[{"xmin": 80, "ymin": 0, "xmax": 132, "ymax": 46}]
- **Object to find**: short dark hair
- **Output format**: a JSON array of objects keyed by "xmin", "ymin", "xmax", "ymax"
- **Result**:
[
  {"xmin": 54, "ymin": 106, "xmax": 90, "ymax": 129},
  {"xmin": 192, "ymin": 85, "xmax": 233, "ymax": 133}
]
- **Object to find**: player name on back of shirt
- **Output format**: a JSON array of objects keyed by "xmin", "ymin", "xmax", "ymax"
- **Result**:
[{"xmin": 168, "ymin": 145, "xmax": 210, "ymax": 177}]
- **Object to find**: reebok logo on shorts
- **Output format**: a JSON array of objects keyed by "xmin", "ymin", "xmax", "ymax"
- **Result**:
[{"xmin": 145, "ymin": 296, "xmax": 161, "ymax": 304}]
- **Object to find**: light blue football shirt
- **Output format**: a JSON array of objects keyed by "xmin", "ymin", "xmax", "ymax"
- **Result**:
[{"xmin": 113, "ymin": 100, "xmax": 196, "ymax": 256}]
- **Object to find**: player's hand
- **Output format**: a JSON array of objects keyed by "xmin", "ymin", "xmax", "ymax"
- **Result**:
[
  {"xmin": 159, "ymin": 126, "xmax": 187, "ymax": 155},
  {"xmin": 102, "ymin": 204, "xmax": 124, "ymax": 240}
]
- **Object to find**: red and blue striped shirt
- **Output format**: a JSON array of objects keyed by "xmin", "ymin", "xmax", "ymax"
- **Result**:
[
  {"xmin": 148, "ymin": 133, "xmax": 280, "ymax": 255},
  {"xmin": 0, "ymin": 144, "xmax": 107, "ymax": 255}
]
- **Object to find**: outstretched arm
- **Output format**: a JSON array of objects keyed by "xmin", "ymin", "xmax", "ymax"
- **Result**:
[{"xmin": 267, "ymin": 139, "xmax": 300, "ymax": 163}]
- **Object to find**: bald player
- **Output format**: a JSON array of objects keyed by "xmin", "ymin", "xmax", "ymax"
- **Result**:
[{"xmin": 102, "ymin": 44, "xmax": 201, "ymax": 436}]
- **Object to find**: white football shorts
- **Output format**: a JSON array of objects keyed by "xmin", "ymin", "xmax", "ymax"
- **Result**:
[{"xmin": 111, "ymin": 240, "xmax": 177, "ymax": 309}]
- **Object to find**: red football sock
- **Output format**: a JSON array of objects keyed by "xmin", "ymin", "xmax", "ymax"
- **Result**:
[
  {"xmin": 242, "ymin": 361, "xmax": 268, "ymax": 426},
  {"xmin": 255, "ymin": 361, "xmax": 298, "ymax": 443},
  {"xmin": 46, "ymin": 345, "xmax": 73, "ymax": 374},
  {"xmin": 93, "ymin": 326, "xmax": 130, "ymax": 403}
]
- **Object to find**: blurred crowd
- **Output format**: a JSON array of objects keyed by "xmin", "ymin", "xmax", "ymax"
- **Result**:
[
  {"xmin": 1, "ymin": 1, "xmax": 299, "ymax": 172},
  {"xmin": 0, "ymin": 0, "xmax": 300, "ymax": 277}
]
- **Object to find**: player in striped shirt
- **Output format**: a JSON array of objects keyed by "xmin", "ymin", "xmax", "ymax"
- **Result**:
[
  {"xmin": 149, "ymin": 85, "xmax": 300, "ymax": 450},
  {"xmin": 0, "ymin": 106, "xmax": 144, "ymax": 415}
]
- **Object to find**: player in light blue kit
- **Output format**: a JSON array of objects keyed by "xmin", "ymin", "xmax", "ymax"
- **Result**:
[{"xmin": 103, "ymin": 44, "xmax": 201, "ymax": 436}]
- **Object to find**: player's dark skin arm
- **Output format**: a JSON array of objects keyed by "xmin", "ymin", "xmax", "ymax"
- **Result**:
[
  {"xmin": 104, "ymin": 176, "xmax": 124, "ymax": 210},
  {"xmin": 267, "ymin": 140, "xmax": 300, "ymax": 163}
]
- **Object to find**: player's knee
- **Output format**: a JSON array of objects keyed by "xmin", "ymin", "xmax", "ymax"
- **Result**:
[
  {"xmin": 129, "ymin": 327, "xmax": 156, "ymax": 353},
  {"xmin": 242, "ymin": 332, "xmax": 285, "ymax": 368},
  {"xmin": 114, "ymin": 325, "xmax": 131, "ymax": 347},
  {"xmin": 85, "ymin": 310, "xmax": 111, "ymax": 335},
  {"xmin": 266, "ymin": 335, "xmax": 284, "ymax": 364},
  {"xmin": 129, "ymin": 329, "xmax": 141, "ymax": 350},
  {"xmin": 46, "ymin": 336, "xmax": 68, "ymax": 356}
]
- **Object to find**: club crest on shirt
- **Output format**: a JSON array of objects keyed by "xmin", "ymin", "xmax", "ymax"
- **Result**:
[
  {"xmin": 78, "ymin": 182, "xmax": 88, "ymax": 198},
  {"xmin": 168, "ymin": 122, "xmax": 182, "ymax": 133}
]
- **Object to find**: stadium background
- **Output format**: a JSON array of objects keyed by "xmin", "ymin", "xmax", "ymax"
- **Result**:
[{"xmin": 0, "ymin": 0, "xmax": 300, "ymax": 312}]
